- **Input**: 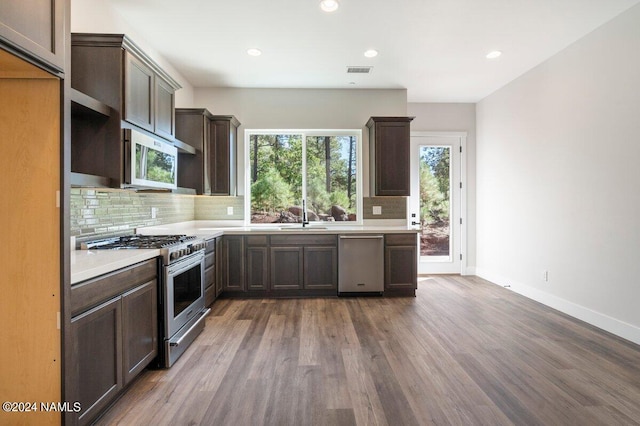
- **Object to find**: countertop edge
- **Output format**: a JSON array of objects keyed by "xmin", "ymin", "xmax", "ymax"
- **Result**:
[
  {"xmin": 71, "ymin": 223, "xmax": 419, "ymax": 283},
  {"xmin": 71, "ymin": 249, "xmax": 161, "ymax": 285}
]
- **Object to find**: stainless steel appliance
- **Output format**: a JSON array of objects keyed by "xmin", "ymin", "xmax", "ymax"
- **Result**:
[
  {"xmin": 338, "ymin": 235, "xmax": 384, "ymax": 295},
  {"xmin": 82, "ymin": 234, "xmax": 209, "ymax": 367},
  {"xmin": 123, "ymin": 128, "xmax": 178, "ymax": 190}
]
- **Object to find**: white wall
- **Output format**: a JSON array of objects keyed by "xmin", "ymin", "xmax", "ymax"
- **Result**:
[
  {"xmin": 476, "ymin": 4, "xmax": 640, "ymax": 343},
  {"xmin": 70, "ymin": 0, "xmax": 195, "ymax": 107},
  {"xmin": 408, "ymin": 103, "xmax": 476, "ymax": 268},
  {"xmin": 194, "ymin": 88, "xmax": 407, "ymax": 195}
]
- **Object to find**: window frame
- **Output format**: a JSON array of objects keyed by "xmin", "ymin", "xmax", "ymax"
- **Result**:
[{"xmin": 243, "ymin": 129, "xmax": 363, "ymax": 227}]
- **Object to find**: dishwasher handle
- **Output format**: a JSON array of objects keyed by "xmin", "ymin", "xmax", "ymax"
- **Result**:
[{"xmin": 339, "ymin": 235, "xmax": 384, "ymax": 239}]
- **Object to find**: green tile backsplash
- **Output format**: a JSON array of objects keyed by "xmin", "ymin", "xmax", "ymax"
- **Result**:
[
  {"xmin": 70, "ymin": 189, "xmax": 195, "ymax": 242},
  {"xmin": 362, "ymin": 196, "xmax": 407, "ymax": 219},
  {"xmin": 70, "ymin": 189, "xmax": 246, "ymax": 243},
  {"xmin": 195, "ymin": 196, "xmax": 245, "ymax": 220}
]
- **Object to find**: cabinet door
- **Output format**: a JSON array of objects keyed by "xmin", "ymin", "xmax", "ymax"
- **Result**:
[
  {"xmin": 124, "ymin": 52, "xmax": 154, "ymax": 132},
  {"xmin": 270, "ymin": 247, "xmax": 304, "ymax": 290},
  {"xmin": 385, "ymin": 245, "xmax": 417, "ymax": 290},
  {"xmin": 247, "ymin": 246, "xmax": 269, "ymax": 290},
  {"xmin": 121, "ymin": 280, "xmax": 158, "ymax": 385},
  {"xmin": 70, "ymin": 297, "xmax": 122, "ymax": 426},
  {"xmin": 0, "ymin": 0, "xmax": 65, "ymax": 72},
  {"xmin": 368, "ymin": 117, "xmax": 413, "ymax": 197},
  {"xmin": 376, "ymin": 121, "xmax": 410, "ymax": 196},
  {"xmin": 223, "ymin": 236, "xmax": 245, "ymax": 292},
  {"xmin": 155, "ymin": 77, "xmax": 175, "ymax": 139},
  {"xmin": 304, "ymin": 246, "xmax": 337, "ymax": 290},
  {"xmin": 209, "ymin": 119, "xmax": 231, "ymax": 195}
]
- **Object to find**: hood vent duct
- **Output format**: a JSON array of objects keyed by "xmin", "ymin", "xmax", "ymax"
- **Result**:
[{"xmin": 347, "ymin": 66, "xmax": 372, "ymax": 74}]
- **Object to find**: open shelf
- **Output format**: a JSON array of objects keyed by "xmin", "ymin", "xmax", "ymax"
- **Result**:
[{"xmin": 71, "ymin": 88, "xmax": 111, "ymax": 117}]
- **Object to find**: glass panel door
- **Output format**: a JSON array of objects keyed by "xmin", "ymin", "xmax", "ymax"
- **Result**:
[
  {"xmin": 419, "ymin": 146, "xmax": 451, "ymax": 260},
  {"xmin": 410, "ymin": 135, "xmax": 462, "ymax": 274}
]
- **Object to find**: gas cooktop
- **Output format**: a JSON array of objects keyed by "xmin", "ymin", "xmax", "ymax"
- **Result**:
[
  {"xmin": 81, "ymin": 234, "xmax": 199, "ymax": 250},
  {"xmin": 81, "ymin": 234, "xmax": 206, "ymax": 264}
]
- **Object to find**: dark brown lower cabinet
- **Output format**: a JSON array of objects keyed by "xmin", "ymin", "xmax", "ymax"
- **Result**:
[
  {"xmin": 304, "ymin": 246, "xmax": 337, "ymax": 290},
  {"xmin": 204, "ymin": 237, "xmax": 216, "ymax": 306},
  {"xmin": 384, "ymin": 234, "xmax": 417, "ymax": 296},
  {"xmin": 121, "ymin": 280, "xmax": 158, "ymax": 384},
  {"xmin": 270, "ymin": 246, "xmax": 304, "ymax": 290},
  {"xmin": 247, "ymin": 246, "xmax": 269, "ymax": 290},
  {"xmin": 68, "ymin": 259, "xmax": 158, "ymax": 425},
  {"xmin": 70, "ymin": 297, "xmax": 122, "ymax": 426},
  {"xmin": 223, "ymin": 236, "xmax": 245, "ymax": 292}
]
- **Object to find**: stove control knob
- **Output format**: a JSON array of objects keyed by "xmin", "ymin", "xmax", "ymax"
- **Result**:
[{"xmin": 170, "ymin": 252, "xmax": 179, "ymax": 260}]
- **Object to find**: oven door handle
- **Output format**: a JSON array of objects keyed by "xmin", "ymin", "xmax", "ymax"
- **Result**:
[{"xmin": 169, "ymin": 308, "xmax": 210, "ymax": 347}]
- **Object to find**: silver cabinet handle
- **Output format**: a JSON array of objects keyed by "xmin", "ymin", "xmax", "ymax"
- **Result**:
[{"xmin": 339, "ymin": 235, "xmax": 384, "ymax": 239}]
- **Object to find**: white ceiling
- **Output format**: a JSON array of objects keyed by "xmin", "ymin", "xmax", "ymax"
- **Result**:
[{"xmin": 106, "ymin": 0, "xmax": 639, "ymax": 102}]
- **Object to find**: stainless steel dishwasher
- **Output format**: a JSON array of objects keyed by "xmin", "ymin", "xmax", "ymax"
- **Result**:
[{"xmin": 338, "ymin": 235, "xmax": 384, "ymax": 295}]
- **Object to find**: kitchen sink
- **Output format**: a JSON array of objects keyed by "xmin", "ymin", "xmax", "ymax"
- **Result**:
[{"xmin": 278, "ymin": 226, "xmax": 328, "ymax": 231}]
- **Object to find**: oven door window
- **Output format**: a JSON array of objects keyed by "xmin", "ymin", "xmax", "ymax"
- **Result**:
[{"xmin": 173, "ymin": 263, "xmax": 202, "ymax": 317}]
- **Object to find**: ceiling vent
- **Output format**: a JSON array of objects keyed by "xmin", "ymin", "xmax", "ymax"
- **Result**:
[{"xmin": 347, "ymin": 66, "xmax": 373, "ymax": 74}]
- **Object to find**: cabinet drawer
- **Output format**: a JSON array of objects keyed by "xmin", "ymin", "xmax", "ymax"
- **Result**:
[
  {"xmin": 270, "ymin": 234, "xmax": 337, "ymax": 246},
  {"xmin": 246, "ymin": 235, "xmax": 268, "ymax": 246},
  {"xmin": 71, "ymin": 259, "xmax": 158, "ymax": 317},
  {"xmin": 205, "ymin": 238, "xmax": 216, "ymax": 253},
  {"xmin": 205, "ymin": 266, "xmax": 215, "ymax": 288},
  {"xmin": 385, "ymin": 233, "xmax": 416, "ymax": 246},
  {"xmin": 205, "ymin": 252, "xmax": 215, "ymax": 269}
]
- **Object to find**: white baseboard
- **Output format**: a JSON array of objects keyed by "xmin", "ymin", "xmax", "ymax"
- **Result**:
[{"xmin": 475, "ymin": 268, "xmax": 640, "ymax": 346}]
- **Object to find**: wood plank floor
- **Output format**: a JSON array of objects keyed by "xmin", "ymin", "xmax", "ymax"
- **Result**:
[{"xmin": 96, "ymin": 276, "xmax": 640, "ymax": 425}]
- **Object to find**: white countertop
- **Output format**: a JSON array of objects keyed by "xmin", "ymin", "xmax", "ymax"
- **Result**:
[
  {"xmin": 71, "ymin": 248, "xmax": 160, "ymax": 285},
  {"xmin": 72, "ymin": 220, "xmax": 419, "ymax": 284},
  {"xmin": 137, "ymin": 220, "xmax": 420, "ymax": 237}
]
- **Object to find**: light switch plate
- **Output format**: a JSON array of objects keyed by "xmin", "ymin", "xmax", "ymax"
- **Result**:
[
  {"xmin": 372, "ymin": 205, "xmax": 382, "ymax": 215},
  {"xmin": 227, "ymin": 206, "xmax": 234, "ymax": 215}
]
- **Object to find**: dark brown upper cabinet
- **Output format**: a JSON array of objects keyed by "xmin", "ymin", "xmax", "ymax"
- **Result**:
[
  {"xmin": 176, "ymin": 108, "xmax": 240, "ymax": 195},
  {"xmin": 70, "ymin": 33, "xmax": 185, "ymax": 186},
  {"xmin": 72, "ymin": 33, "xmax": 179, "ymax": 139},
  {"xmin": 367, "ymin": 117, "xmax": 415, "ymax": 196},
  {"xmin": 0, "ymin": 0, "xmax": 65, "ymax": 73}
]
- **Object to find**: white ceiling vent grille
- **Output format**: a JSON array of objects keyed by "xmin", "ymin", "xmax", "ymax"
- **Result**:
[{"xmin": 347, "ymin": 66, "xmax": 373, "ymax": 74}]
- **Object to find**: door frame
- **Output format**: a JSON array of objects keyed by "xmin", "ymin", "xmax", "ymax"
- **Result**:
[{"xmin": 410, "ymin": 131, "xmax": 468, "ymax": 275}]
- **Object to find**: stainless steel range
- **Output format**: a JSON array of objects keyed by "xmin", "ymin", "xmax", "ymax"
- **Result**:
[{"xmin": 82, "ymin": 234, "xmax": 210, "ymax": 367}]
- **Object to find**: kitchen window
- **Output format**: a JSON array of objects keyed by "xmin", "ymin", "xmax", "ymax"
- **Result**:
[{"xmin": 245, "ymin": 130, "xmax": 361, "ymax": 225}]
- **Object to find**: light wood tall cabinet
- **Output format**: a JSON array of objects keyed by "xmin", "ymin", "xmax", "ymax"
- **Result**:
[{"xmin": 0, "ymin": 49, "xmax": 62, "ymax": 426}]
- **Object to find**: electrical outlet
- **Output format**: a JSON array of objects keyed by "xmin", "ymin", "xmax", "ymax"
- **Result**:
[
  {"xmin": 227, "ymin": 206, "xmax": 234, "ymax": 215},
  {"xmin": 542, "ymin": 270, "xmax": 549, "ymax": 282},
  {"xmin": 372, "ymin": 205, "xmax": 382, "ymax": 215},
  {"xmin": 151, "ymin": 207, "xmax": 158, "ymax": 219}
]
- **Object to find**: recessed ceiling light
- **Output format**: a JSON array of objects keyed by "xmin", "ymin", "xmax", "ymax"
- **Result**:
[
  {"xmin": 349, "ymin": 82, "xmax": 356, "ymax": 85},
  {"xmin": 320, "ymin": 0, "xmax": 339, "ymax": 12},
  {"xmin": 486, "ymin": 50, "xmax": 502, "ymax": 59},
  {"xmin": 247, "ymin": 48, "xmax": 262, "ymax": 57},
  {"xmin": 364, "ymin": 49, "xmax": 378, "ymax": 58}
]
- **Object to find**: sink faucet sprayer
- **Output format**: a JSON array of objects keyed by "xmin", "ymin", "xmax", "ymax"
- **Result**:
[{"xmin": 302, "ymin": 200, "xmax": 309, "ymax": 227}]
